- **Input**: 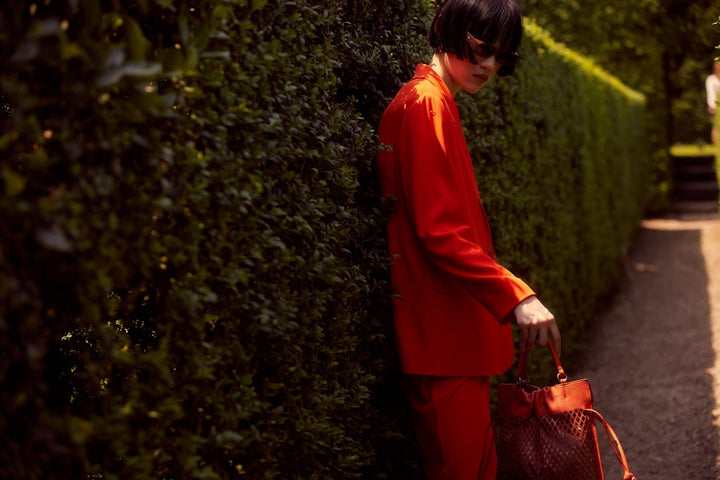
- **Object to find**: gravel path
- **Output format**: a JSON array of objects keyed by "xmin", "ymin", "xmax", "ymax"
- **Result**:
[{"xmin": 573, "ymin": 213, "xmax": 720, "ymax": 480}]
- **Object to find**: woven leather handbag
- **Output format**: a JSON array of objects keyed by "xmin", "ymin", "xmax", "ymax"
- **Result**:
[{"xmin": 495, "ymin": 343, "xmax": 636, "ymax": 480}]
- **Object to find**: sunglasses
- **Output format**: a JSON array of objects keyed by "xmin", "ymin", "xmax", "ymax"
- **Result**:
[{"xmin": 465, "ymin": 32, "xmax": 519, "ymax": 66}]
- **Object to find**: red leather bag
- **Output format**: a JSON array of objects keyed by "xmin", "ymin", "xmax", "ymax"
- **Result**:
[{"xmin": 495, "ymin": 343, "xmax": 636, "ymax": 480}]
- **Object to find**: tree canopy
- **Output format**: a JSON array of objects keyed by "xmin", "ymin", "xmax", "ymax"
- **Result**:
[{"xmin": 524, "ymin": 0, "xmax": 720, "ymax": 144}]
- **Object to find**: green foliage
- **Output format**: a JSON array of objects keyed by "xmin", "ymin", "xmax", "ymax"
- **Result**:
[
  {"xmin": 524, "ymin": 0, "xmax": 720, "ymax": 212},
  {"xmin": 1, "ymin": 2, "xmax": 648, "ymax": 479}
]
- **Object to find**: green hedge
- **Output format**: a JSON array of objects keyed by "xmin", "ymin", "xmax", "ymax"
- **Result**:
[
  {"xmin": 0, "ymin": 2, "xmax": 647, "ymax": 479},
  {"xmin": 466, "ymin": 21, "xmax": 648, "ymax": 362}
]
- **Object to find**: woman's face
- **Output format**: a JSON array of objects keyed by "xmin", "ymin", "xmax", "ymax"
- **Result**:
[{"xmin": 441, "ymin": 43, "xmax": 503, "ymax": 95}]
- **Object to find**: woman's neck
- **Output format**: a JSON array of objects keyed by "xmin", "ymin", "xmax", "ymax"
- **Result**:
[{"xmin": 430, "ymin": 52, "xmax": 460, "ymax": 96}]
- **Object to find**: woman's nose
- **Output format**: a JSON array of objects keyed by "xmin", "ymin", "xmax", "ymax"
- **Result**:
[{"xmin": 479, "ymin": 54, "xmax": 497, "ymax": 70}]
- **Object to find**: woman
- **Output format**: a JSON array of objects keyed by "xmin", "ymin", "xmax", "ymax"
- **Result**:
[{"xmin": 376, "ymin": 0, "xmax": 562, "ymax": 478}]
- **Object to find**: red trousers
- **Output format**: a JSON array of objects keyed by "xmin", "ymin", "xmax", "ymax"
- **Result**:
[{"xmin": 403, "ymin": 375, "xmax": 496, "ymax": 480}]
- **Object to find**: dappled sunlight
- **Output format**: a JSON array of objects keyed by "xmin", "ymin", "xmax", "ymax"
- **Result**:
[{"xmin": 700, "ymin": 220, "xmax": 720, "ymax": 470}]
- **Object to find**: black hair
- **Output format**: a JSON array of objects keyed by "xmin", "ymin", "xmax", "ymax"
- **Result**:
[{"xmin": 428, "ymin": 0, "xmax": 523, "ymax": 76}]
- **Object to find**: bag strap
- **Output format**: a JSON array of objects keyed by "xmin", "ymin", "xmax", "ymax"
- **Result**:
[
  {"xmin": 516, "ymin": 342, "xmax": 567, "ymax": 384},
  {"xmin": 585, "ymin": 409, "xmax": 637, "ymax": 480},
  {"xmin": 517, "ymin": 345, "xmax": 637, "ymax": 479}
]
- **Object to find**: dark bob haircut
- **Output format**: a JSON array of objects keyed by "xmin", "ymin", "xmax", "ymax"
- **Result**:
[{"xmin": 428, "ymin": 0, "xmax": 523, "ymax": 76}]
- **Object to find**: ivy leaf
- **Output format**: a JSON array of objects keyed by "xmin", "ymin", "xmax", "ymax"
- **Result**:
[
  {"xmin": 98, "ymin": 61, "xmax": 162, "ymax": 87},
  {"xmin": 2, "ymin": 167, "xmax": 26, "ymax": 197},
  {"xmin": 36, "ymin": 226, "xmax": 73, "ymax": 252}
]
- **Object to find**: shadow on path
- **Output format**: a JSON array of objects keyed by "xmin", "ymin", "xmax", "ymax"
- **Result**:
[{"xmin": 575, "ymin": 215, "xmax": 720, "ymax": 480}]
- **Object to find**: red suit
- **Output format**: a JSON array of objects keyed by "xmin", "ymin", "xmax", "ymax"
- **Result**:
[{"xmin": 377, "ymin": 64, "xmax": 535, "ymax": 377}]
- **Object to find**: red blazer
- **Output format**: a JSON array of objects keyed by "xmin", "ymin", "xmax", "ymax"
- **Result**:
[{"xmin": 376, "ymin": 64, "xmax": 535, "ymax": 376}]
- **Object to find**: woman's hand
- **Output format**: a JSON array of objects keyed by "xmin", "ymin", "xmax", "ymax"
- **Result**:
[{"xmin": 513, "ymin": 296, "xmax": 561, "ymax": 355}]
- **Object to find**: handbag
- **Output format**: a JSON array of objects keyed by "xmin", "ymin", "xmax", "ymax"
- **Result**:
[{"xmin": 494, "ymin": 342, "xmax": 636, "ymax": 480}]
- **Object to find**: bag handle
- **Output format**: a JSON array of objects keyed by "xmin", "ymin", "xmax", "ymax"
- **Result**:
[
  {"xmin": 516, "ymin": 344, "xmax": 637, "ymax": 479},
  {"xmin": 516, "ymin": 342, "xmax": 567, "ymax": 384},
  {"xmin": 586, "ymin": 409, "xmax": 637, "ymax": 480}
]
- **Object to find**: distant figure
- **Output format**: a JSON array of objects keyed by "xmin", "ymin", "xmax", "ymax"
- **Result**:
[{"xmin": 705, "ymin": 61, "xmax": 720, "ymax": 143}]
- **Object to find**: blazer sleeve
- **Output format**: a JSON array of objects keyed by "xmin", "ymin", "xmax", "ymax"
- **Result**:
[{"xmin": 396, "ymin": 95, "xmax": 534, "ymax": 322}]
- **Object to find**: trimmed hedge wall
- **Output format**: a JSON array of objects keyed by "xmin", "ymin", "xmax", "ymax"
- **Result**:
[
  {"xmin": 0, "ymin": 2, "xmax": 647, "ymax": 480},
  {"xmin": 465, "ymin": 21, "xmax": 648, "ymax": 361}
]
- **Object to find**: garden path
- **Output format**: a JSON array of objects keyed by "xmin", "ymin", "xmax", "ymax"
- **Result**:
[{"xmin": 573, "ymin": 211, "xmax": 720, "ymax": 480}]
